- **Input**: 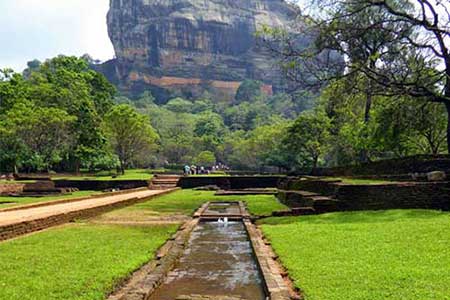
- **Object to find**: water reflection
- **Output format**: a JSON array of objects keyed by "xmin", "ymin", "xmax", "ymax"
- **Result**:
[{"xmin": 148, "ymin": 221, "xmax": 266, "ymax": 300}]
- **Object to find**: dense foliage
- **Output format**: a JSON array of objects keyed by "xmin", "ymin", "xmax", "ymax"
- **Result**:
[
  {"xmin": 2, "ymin": 0, "xmax": 449, "ymax": 176},
  {"xmin": 258, "ymin": 0, "xmax": 449, "ymax": 169},
  {"xmin": 115, "ymin": 79, "xmax": 309, "ymax": 172},
  {"xmin": 0, "ymin": 56, "xmax": 158, "ymax": 173}
]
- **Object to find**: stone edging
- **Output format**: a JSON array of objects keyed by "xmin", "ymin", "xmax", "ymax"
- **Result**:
[
  {"xmin": 107, "ymin": 219, "xmax": 199, "ymax": 300},
  {"xmin": 108, "ymin": 202, "xmax": 300, "ymax": 300},
  {"xmin": 0, "ymin": 187, "xmax": 150, "ymax": 213},
  {"xmin": 0, "ymin": 189, "xmax": 177, "ymax": 242},
  {"xmin": 244, "ymin": 219, "xmax": 301, "ymax": 300}
]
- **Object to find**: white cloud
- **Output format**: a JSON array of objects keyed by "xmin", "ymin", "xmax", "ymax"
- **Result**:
[{"xmin": 0, "ymin": 0, "xmax": 114, "ymax": 72}]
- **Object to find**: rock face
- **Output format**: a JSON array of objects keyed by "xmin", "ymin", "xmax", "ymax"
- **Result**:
[{"xmin": 106, "ymin": 0, "xmax": 302, "ymax": 100}]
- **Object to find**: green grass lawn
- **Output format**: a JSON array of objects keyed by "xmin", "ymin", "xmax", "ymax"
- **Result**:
[
  {"xmin": 105, "ymin": 189, "xmax": 288, "ymax": 218},
  {"xmin": 0, "ymin": 223, "xmax": 178, "ymax": 300},
  {"xmin": 0, "ymin": 190, "xmax": 102, "ymax": 209},
  {"xmin": 52, "ymin": 169, "xmax": 154, "ymax": 181},
  {"xmin": 0, "ymin": 180, "xmax": 36, "ymax": 184},
  {"xmin": 323, "ymin": 177, "xmax": 394, "ymax": 185},
  {"xmin": 259, "ymin": 209, "xmax": 450, "ymax": 300}
]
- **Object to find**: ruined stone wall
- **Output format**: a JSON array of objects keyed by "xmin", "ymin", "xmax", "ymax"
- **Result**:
[
  {"xmin": 53, "ymin": 180, "xmax": 149, "ymax": 191},
  {"xmin": 178, "ymin": 176, "xmax": 283, "ymax": 189},
  {"xmin": 278, "ymin": 177, "xmax": 340, "ymax": 196},
  {"xmin": 312, "ymin": 155, "xmax": 450, "ymax": 177},
  {"xmin": 0, "ymin": 183, "xmax": 25, "ymax": 195},
  {"xmin": 277, "ymin": 177, "xmax": 450, "ymax": 213},
  {"xmin": 336, "ymin": 182, "xmax": 450, "ymax": 211}
]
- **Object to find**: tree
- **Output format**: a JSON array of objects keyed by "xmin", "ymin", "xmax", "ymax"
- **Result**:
[
  {"xmin": 0, "ymin": 125, "xmax": 27, "ymax": 173},
  {"xmin": 372, "ymin": 97, "xmax": 448, "ymax": 156},
  {"xmin": 264, "ymin": 0, "xmax": 450, "ymax": 152},
  {"xmin": 235, "ymin": 80, "xmax": 263, "ymax": 104},
  {"xmin": 1, "ymin": 102, "xmax": 76, "ymax": 171},
  {"xmin": 192, "ymin": 98, "xmax": 213, "ymax": 113},
  {"xmin": 164, "ymin": 97, "xmax": 193, "ymax": 113},
  {"xmin": 25, "ymin": 55, "xmax": 116, "ymax": 172},
  {"xmin": 104, "ymin": 104, "xmax": 159, "ymax": 174},
  {"xmin": 268, "ymin": 93, "xmax": 297, "ymax": 119},
  {"xmin": 194, "ymin": 111, "xmax": 227, "ymax": 157},
  {"xmin": 0, "ymin": 71, "xmax": 28, "ymax": 114},
  {"xmin": 147, "ymin": 106, "xmax": 197, "ymax": 164},
  {"xmin": 194, "ymin": 151, "xmax": 216, "ymax": 167},
  {"xmin": 246, "ymin": 122, "xmax": 291, "ymax": 171},
  {"xmin": 224, "ymin": 101, "xmax": 271, "ymax": 131},
  {"xmin": 284, "ymin": 110, "xmax": 331, "ymax": 168}
]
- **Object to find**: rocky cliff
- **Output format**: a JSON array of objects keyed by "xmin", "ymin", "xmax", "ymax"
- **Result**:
[{"xmin": 106, "ymin": 0, "xmax": 302, "ymax": 100}]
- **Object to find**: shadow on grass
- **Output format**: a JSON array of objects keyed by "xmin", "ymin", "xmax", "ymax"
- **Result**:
[
  {"xmin": 259, "ymin": 209, "xmax": 448, "ymax": 226},
  {"xmin": 0, "ymin": 201, "xmax": 16, "ymax": 205}
]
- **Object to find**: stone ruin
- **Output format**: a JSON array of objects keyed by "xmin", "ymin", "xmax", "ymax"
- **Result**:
[
  {"xmin": 276, "ymin": 176, "xmax": 450, "ymax": 216},
  {"xmin": 0, "ymin": 179, "xmax": 78, "ymax": 197}
]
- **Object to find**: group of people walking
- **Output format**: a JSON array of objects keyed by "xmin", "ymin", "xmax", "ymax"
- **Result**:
[
  {"xmin": 183, "ymin": 165, "xmax": 207, "ymax": 176},
  {"xmin": 183, "ymin": 163, "xmax": 229, "ymax": 176}
]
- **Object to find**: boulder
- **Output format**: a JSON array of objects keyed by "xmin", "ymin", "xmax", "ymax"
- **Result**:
[{"xmin": 426, "ymin": 171, "xmax": 447, "ymax": 182}]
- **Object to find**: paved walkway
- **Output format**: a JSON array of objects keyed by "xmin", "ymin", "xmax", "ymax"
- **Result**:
[{"xmin": 0, "ymin": 189, "xmax": 170, "ymax": 227}]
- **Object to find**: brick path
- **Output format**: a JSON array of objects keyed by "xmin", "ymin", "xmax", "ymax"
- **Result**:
[{"xmin": 0, "ymin": 189, "xmax": 175, "ymax": 241}]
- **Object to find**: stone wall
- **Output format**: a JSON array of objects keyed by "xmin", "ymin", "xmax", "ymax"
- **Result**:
[
  {"xmin": 54, "ymin": 180, "xmax": 149, "ymax": 191},
  {"xmin": 0, "ymin": 183, "xmax": 25, "ymax": 195},
  {"xmin": 23, "ymin": 181, "xmax": 56, "ymax": 193},
  {"xmin": 312, "ymin": 155, "xmax": 450, "ymax": 177},
  {"xmin": 278, "ymin": 177, "xmax": 340, "ymax": 196},
  {"xmin": 336, "ymin": 182, "xmax": 450, "ymax": 211},
  {"xmin": 177, "ymin": 176, "xmax": 283, "ymax": 189},
  {"xmin": 277, "ymin": 177, "xmax": 450, "ymax": 213}
]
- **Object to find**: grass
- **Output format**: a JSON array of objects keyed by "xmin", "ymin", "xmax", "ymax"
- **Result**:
[
  {"xmin": 324, "ymin": 177, "xmax": 394, "ymax": 185},
  {"xmin": 0, "ymin": 180, "xmax": 36, "ymax": 184},
  {"xmin": 52, "ymin": 169, "xmax": 154, "ymax": 181},
  {"xmin": 105, "ymin": 189, "xmax": 289, "ymax": 218},
  {"xmin": 0, "ymin": 190, "xmax": 102, "ymax": 209},
  {"xmin": 0, "ymin": 223, "xmax": 178, "ymax": 300},
  {"xmin": 0, "ymin": 189, "xmax": 287, "ymax": 299},
  {"xmin": 259, "ymin": 209, "xmax": 450, "ymax": 300}
]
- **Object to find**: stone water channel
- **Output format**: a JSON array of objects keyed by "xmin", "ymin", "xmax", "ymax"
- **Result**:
[
  {"xmin": 149, "ymin": 202, "xmax": 266, "ymax": 300},
  {"xmin": 110, "ymin": 202, "xmax": 293, "ymax": 300}
]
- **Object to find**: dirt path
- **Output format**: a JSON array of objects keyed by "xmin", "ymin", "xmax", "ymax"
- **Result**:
[{"xmin": 0, "ymin": 189, "xmax": 172, "ymax": 227}]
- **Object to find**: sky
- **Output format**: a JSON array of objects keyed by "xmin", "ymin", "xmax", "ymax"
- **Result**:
[{"xmin": 0, "ymin": 0, "xmax": 114, "ymax": 72}]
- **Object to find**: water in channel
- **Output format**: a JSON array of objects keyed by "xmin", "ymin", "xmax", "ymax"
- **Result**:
[{"xmin": 148, "ymin": 221, "xmax": 267, "ymax": 300}]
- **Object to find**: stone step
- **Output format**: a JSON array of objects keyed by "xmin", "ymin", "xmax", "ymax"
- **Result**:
[
  {"xmin": 272, "ymin": 207, "xmax": 316, "ymax": 216},
  {"xmin": 312, "ymin": 196, "xmax": 340, "ymax": 213},
  {"xmin": 277, "ymin": 190, "xmax": 318, "ymax": 208},
  {"xmin": 154, "ymin": 175, "xmax": 182, "ymax": 179},
  {"xmin": 291, "ymin": 207, "xmax": 316, "ymax": 215},
  {"xmin": 149, "ymin": 174, "xmax": 181, "ymax": 190},
  {"xmin": 150, "ymin": 184, "xmax": 179, "ymax": 190},
  {"xmin": 151, "ymin": 180, "xmax": 180, "ymax": 184}
]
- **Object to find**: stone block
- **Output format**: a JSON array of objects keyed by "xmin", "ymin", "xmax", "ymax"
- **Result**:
[{"xmin": 427, "ymin": 171, "xmax": 447, "ymax": 181}]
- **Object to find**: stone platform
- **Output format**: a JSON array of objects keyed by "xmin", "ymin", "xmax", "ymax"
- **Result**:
[{"xmin": 0, "ymin": 188, "xmax": 176, "ymax": 241}]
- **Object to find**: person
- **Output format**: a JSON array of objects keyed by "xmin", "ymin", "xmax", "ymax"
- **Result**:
[
  {"xmin": 200, "ymin": 166, "xmax": 205, "ymax": 174},
  {"xmin": 191, "ymin": 165, "xmax": 197, "ymax": 175},
  {"xmin": 184, "ymin": 165, "xmax": 191, "ymax": 176}
]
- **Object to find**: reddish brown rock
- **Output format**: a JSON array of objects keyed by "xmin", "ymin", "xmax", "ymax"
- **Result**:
[{"xmin": 104, "ymin": 0, "xmax": 303, "ymax": 99}]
